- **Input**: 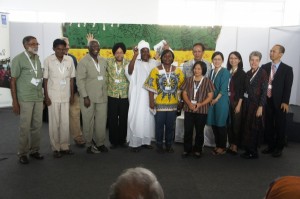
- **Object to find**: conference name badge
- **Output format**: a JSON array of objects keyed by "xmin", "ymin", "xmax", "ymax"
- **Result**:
[
  {"xmin": 244, "ymin": 93, "xmax": 248, "ymax": 98},
  {"xmin": 30, "ymin": 78, "xmax": 40, "ymax": 86},
  {"xmin": 165, "ymin": 86, "xmax": 171, "ymax": 91},
  {"xmin": 98, "ymin": 76, "xmax": 103, "ymax": 81},
  {"xmin": 191, "ymin": 100, "xmax": 197, "ymax": 105},
  {"xmin": 60, "ymin": 79, "xmax": 67, "ymax": 86}
]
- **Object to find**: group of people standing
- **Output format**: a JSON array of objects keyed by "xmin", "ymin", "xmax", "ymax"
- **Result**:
[
  {"xmin": 10, "ymin": 34, "xmax": 293, "ymax": 164},
  {"xmin": 188, "ymin": 45, "xmax": 293, "ymax": 159}
]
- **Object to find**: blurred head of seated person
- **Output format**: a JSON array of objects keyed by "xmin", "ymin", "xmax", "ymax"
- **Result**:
[
  {"xmin": 108, "ymin": 167, "xmax": 164, "ymax": 199},
  {"xmin": 264, "ymin": 176, "xmax": 300, "ymax": 199}
]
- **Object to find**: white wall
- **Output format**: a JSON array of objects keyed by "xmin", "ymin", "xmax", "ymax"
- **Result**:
[
  {"xmin": 9, "ymin": 23, "xmax": 62, "ymax": 62},
  {"xmin": 216, "ymin": 26, "xmax": 300, "ymax": 105},
  {"xmin": 1, "ymin": 0, "xmax": 300, "ymax": 26},
  {"xmin": 269, "ymin": 26, "xmax": 300, "ymax": 105}
]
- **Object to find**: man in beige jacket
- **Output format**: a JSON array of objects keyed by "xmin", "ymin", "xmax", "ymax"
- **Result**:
[{"xmin": 76, "ymin": 39, "xmax": 109, "ymax": 154}]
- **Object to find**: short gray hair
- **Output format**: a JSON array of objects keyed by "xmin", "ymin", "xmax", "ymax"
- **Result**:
[
  {"xmin": 88, "ymin": 39, "xmax": 100, "ymax": 48},
  {"xmin": 249, "ymin": 51, "xmax": 262, "ymax": 61},
  {"xmin": 108, "ymin": 167, "xmax": 164, "ymax": 199}
]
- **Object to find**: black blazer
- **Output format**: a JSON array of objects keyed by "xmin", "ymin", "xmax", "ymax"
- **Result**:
[
  {"xmin": 261, "ymin": 62, "xmax": 293, "ymax": 108},
  {"xmin": 229, "ymin": 68, "xmax": 246, "ymax": 102}
]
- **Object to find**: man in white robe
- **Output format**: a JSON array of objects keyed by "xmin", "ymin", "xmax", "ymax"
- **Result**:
[{"xmin": 125, "ymin": 40, "xmax": 159, "ymax": 152}]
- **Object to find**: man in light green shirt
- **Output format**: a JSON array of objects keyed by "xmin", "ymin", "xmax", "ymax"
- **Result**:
[{"xmin": 10, "ymin": 36, "xmax": 44, "ymax": 164}]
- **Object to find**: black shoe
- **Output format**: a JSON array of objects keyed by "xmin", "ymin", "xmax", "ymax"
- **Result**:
[
  {"xmin": 29, "ymin": 152, "xmax": 44, "ymax": 160},
  {"xmin": 86, "ymin": 146, "xmax": 100, "ymax": 154},
  {"xmin": 272, "ymin": 149, "xmax": 282, "ymax": 158},
  {"xmin": 60, "ymin": 150, "xmax": 74, "ymax": 155},
  {"xmin": 227, "ymin": 148, "xmax": 238, "ymax": 155},
  {"xmin": 130, "ymin": 147, "xmax": 141, "ymax": 152},
  {"xmin": 165, "ymin": 147, "xmax": 174, "ymax": 153},
  {"xmin": 19, "ymin": 156, "xmax": 29, "ymax": 164},
  {"xmin": 97, "ymin": 145, "xmax": 108, "ymax": 152},
  {"xmin": 53, "ymin": 151, "xmax": 62, "ymax": 158},
  {"xmin": 240, "ymin": 152, "xmax": 258, "ymax": 159},
  {"xmin": 193, "ymin": 152, "xmax": 202, "ymax": 158},
  {"xmin": 142, "ymin": 144, "xmax": 153, "ymax": 149},
  {"xmin": 110, "ymin": 144, "xmax": 118, "ymax": 149},
  {"xmin": 181, "ymin": 152, "xmax": 190, "ymax": 158},
  {"xmin": 119, "ymin": 143, "xmax": 128, "ymax": 148},
  {"xmin": 156, "ymin": 146, "xmax": 165, "ymax": 154},
  {"xmin": 261, "ymin": 147, "xmax": 274, "ymax": 154}
]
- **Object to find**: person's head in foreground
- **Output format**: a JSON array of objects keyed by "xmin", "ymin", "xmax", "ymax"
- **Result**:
[
  {"xmin": 108, "ymin": 167, "xmax": 164, "ymax": 199},
  {"xmin": 264, "ymin": 176, "xmax": 300, "ymax": 199}
]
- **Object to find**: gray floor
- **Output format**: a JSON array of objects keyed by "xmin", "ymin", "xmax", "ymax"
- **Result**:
[{"xmin": 1, "ymin": 108, "xmax": 300, "ymax": 199}]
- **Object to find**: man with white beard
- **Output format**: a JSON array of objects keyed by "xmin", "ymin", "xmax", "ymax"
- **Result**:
[{"xmin": 10, "ymin": 36, "xmax": 44, "ymax": 164}]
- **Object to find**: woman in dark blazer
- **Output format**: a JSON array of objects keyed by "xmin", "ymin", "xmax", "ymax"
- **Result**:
[
  {"xmin": 226, "ymin": 51, "xmax": 246, "ymax": 155},
  {"xmin": 240, "ymin": 51, "xmax": 268, "ymax": 159}
]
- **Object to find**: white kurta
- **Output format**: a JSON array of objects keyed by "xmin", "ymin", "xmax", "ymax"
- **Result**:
[{"xmin": 125, "ymin": 59, "xmax": 158, "ymax": 147}]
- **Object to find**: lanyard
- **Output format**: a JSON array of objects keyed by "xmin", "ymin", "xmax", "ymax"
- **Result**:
[
  {"xmin": 162, "ymin": 64, "xmax": 172, "ymax": 85},
  {"xmin": 250, "ymin": 67, "xmax": 260, "ymax": 83},
  {"xmin": 193, "ymin": 76, "xmax": 204, "ymax": 100},
  {"xmin": 230, "ymin": 67, "xmax": 237, "ymax": 75},
  {"xmin": 114, "ymin": 60, "xmax": 124, "ymax": 76},
  {"xmin": 92, "ymin": 57, "xmax": 100, "ymax": 73},
  {"xmin": 57, "ymin": 61, "xmax": 65, "ymax": 75},
  {"xmin": 24, "ymin": 51, "xmax": 38, "ymax": 77},
  {"xmin": 211, "ymin": 67, "xmax": 221, "ymax": 83}
]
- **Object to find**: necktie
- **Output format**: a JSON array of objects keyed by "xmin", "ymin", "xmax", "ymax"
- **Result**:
[{"xmin": 267, "ymin": 64, "xmax": 276, "ymax": 98}]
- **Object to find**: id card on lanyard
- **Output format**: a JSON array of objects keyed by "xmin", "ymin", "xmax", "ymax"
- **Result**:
[
  {"xmin": 114, "ymin": 61, "xmax": 123, "ymax": 83},
  {"xmin": 25, "ymin": 51, "xmax": 40, "ymax": 86},
  {"xmin": 192, "ymin": 76, "xmax": 204, "ymax": 102},
  {"xmin": 92, "ymin": 57, "xmax": 103, "ymax": 81},
  {"xmin": 58, "ymin": 61, "xmax": 66, "ymax": 86},
  {"xmin": 162, "ymin": 64, "xmax": 172, "ymax": 90}
]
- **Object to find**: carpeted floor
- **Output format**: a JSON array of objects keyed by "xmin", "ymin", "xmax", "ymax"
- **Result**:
[{"xmin": 1, "ymin": 108, "xmax": 300, "ymax": 199}]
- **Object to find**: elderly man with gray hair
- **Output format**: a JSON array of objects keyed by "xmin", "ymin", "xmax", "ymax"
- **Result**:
[
  {"xmin": 108, "ymin": 167, "xmax": 164, "ymax": 199},
  {"xmin": 76, "ymin": 39, "xmax": 109, "ymax": 154}
]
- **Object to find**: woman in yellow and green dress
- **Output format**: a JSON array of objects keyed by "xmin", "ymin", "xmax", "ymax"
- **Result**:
[{"xmin": 144, "ymin": 49, "xmax": 185, "ymax": 153}]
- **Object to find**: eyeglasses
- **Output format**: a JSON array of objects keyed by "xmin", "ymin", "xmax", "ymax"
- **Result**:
[{"xmin": 28, "ymin": 43, "xmax": 40, "ymax": 46}]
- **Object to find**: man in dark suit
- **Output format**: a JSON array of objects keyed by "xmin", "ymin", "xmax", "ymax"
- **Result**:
[{"xmin": 261, "ymin": 44, "xmax": 293, "ymax": 157}]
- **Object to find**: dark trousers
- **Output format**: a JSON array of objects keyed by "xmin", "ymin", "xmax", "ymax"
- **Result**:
[
  {"xmin": 183, "ymin": 112, "xmax": 207, "ymax": 153},
  {"xmin": 212, "ymin": 125, "xmax": 227, "ymax": 148},
  {"xmin": 228, "ymin": 101, "xmax": 242, "ymax": 146},
  {"xmin": 265, "ymin": 97, "xmax": 287, "ymax": 151},
  {"xmin": 108, "ymin": 96, "xmax": 129, "ymax": 145},
  {"xmin": 155, "ymin": 111, "xmax": 177, "ymax": 148}
]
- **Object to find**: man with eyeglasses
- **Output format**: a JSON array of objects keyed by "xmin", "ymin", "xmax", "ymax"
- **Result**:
[
  {"xmin": 11, "ymin": 36, "xmax": 44, "ymax": 164},
  {"xmin": 182, "ymin": 43, "xmax": 212, "ymax": 78}
]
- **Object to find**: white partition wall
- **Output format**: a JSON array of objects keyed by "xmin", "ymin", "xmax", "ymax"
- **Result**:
[
  {"xmin": 269, "ymin": 26, "xmax": 300, "ymax": 106},
  {"xmin": 215, "ymin": 27, "xmax": 269, "ymax": 72},
  {"xmin": 9, "ymin": 22, "xmax": 62, "ymax": 63}
]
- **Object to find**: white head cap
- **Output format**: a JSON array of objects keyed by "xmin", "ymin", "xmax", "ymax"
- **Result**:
[{"xmin": 138, "ymin": 40, "xmax": 150, "ymax": 51}]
